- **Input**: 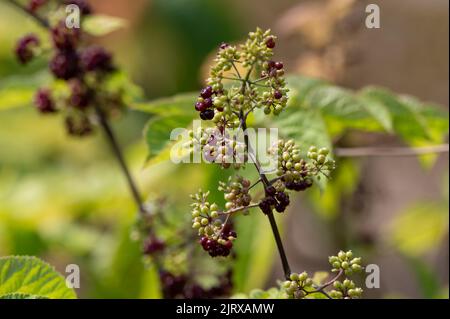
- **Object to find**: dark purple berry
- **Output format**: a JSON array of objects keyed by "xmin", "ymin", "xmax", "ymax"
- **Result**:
[
  {"xmin": 200, "ymin": 86, "xmax": 213, "ymax": 99},
  {"xmin": 265, "ymin": 37, "xmax": 276, "ymax": 49},
  {"xmin": 266, "ymin": 186, "xmax": 276, "ymax": 196},
  {"xmin": 15, "ymin": 34, "xmax": 40, "ymax": 64},
  {"xmin": 267, "ymin": 60, "xmax": 276, "ymax": 70},
  {"xmin": 51, "ymin": 21, "xmax": 80, "ymax": 51},
  {"xmin": 63, "ymin": 0, "xmax": 92, "ymax": 15},
  {"xmin": 275, "ymin": 203, "xmax": 285, "ymax": 213},
  {"xmin": 34, "ymin": 88, "xmax": 56, "ymax": 113},
  {"xmin": 200, "ymin": 109, "xmax": 215, "ymax": 120},
  {"xmin": 275, "ymin": 61, "xmax": 284, "ymax": 70},
  {"xmin": 144, "ymin": 237, "xmax": 165, "ymax": 255},
  {"xmin": 69, "ymin": 79, "xmax": 91, "ymax": 109},
  {"xmin": 203, "ymin": 98, "xmax": 213, "ymax": 108},
  {"xmin": 195, "ymin": 101, "xmax": 206, "ymax": 112},
  {"xmin": 274, "ymin": 91, "xmax": 283, "ymax": 99},
  {"xmin": 49, "ymin": 51, "xmax": 80, "ymax": 80},
  {"xmin": 80, "ymin": 46, "xmax": 113, "ymax": 72}
]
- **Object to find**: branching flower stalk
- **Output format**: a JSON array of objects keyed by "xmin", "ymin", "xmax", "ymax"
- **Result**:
[
  {"xmin": 9, "ymin": 0, "xmax": 148, "ymax": 216},
  {"xmin": 189, "ymin": 28, "xmax": 364, "ymax": 299}
]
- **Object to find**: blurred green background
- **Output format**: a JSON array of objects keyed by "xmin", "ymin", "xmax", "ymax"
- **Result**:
[{"xmin": 0, "ymin": 0, "xmax": 448, "ymax": 298}]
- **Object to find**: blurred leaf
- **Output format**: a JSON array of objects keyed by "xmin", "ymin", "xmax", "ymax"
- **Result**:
[
  {"xmin": 312, "ymin": 271, "xmax": 329, "ymax": 285},
  {"xmin": 0, "ymin": 71, "xmax": 50, "ymax": 110},
  {"xmin": 308, "ymin": 159, "xmax": 360, "ymax": 220},
  {"xmin": 389, "ymin": 202, "xmax": 449, "ymax": 257},
  {"xmin": 0, "ymin": 256, "xmax": 77, "ymax": 299},
  {"xmin": 83, "ymin": 15, "xmax": 127, "ymax": 36},
  {"xmin": 406, "ymin": 257, "xmax": 440, "ymax": 299},
  {"xmin": 233, "ymin": 213, "xmax": 279, "ymax": 293}
]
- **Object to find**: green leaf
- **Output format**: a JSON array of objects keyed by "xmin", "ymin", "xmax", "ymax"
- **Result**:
[
  {"xmin": 83, "ymin": 15, "xmax": 127, "ymax": 36},
  {"xmin": 133, "ymin": 92, "xmax": 197, "ymax": 116},
  {"xmin": 0, "ymin": 256, "xmax": 77, "ymax": 299},
  {"xmin": 144, "ymin": 114, "xmax": 194, "ymax": 161}
]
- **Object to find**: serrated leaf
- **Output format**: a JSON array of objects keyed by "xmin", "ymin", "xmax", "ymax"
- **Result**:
[
  {"xmin": 145, "ymin": 114, "xmax": 194, "ymax": 161},
  {"xmin": 83, "ymin": 15, "xmax": 127, "ymax": 36},
  {"xmin": 0, "ymin": 256, "xmax": 77, "ymax": 299}
]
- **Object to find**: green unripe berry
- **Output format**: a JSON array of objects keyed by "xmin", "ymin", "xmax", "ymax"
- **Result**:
[
  {"xmin": 298, "ymin": 272, "xmax": 308, "ymax": 282},
  {"xmin": 318, "ymin": 148, "xmax": 329, "ymax": 156},
  {"xmin": 290, "ymin": 273, "xmax": 299, "ymax": 281},
  {"xmin": 309, "ymin": 146, "xmax": 317, "ymax": 153},
  {"xmin": 332, "ymin": 261, "xmax": 341, "ymax": 269},
  {"xmin": 210, "ymin": 211, "xmax": 219, "ymax": 219},
  {"xmin": 317, "ymin": 155, "xmax": 326, "ymax": 165},
  {"xmin": 201, "ymin": 218, "xmax": 209, "ymax": 226},
  {"xmin": 341, "ymin": 261, "xmax": 349, "ymax": 269},
  {"xmin": 338, "ymin": 251, "xmax": 346, "ymax": 260},
  {"xmin": 192, "ymin": 222, "xmax": 201, "ymax": 229},
  {"xmin": 346, "ymin": 251, "xmax": 353, "ymax": 259}
]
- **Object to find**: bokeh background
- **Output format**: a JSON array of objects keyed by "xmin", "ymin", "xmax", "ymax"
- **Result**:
[{"xmin": 0, "ymin": 0, "xmax": 448, "ymax": 298}]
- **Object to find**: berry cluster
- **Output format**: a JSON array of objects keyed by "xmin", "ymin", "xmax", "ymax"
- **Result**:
[
  {"xmin": 191, "ymin": 190, "xmax": 237, "ymax": 257},
  {"xmin": 219, "ymin": 176, "xmax": 252, "ymax": 213},
  {"xmin": 280, "ymin": 251, "xmax": 364, "ymax": 299},
  {"xmin": 188, "ymin": 127, "xmax": 246, "ymax": 169},
  {"xmin": 259, "ymin": 185, "xmax": 290, "ymax": 214},
  {"xmin": 329, "ymin": 279, "xmax": 363, "ymax": 299},
  {"xmin": 160, "ymin": 270, "xmax": 233, "ymax": 299},
  {"xmin": 193, "ymin": 28, "xmax": 289, "ymax": 129},
  {"xmin": 270, "ymin": 140, "xmax": 335, "ymax": 191},
  {"xmin": 329, "ymin": 250, "xmax": 362, "ymax": 276},
  {"xmin": 282, "ymin": 272, "xmax": 314, "ymax": 299},
  {"xmin": 14, "ymin": 0, "xmax": 125, "ymax": 137}
]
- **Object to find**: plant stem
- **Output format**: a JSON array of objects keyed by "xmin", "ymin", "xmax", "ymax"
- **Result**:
[
  {"xmin": 240, "ymin": 108, "xmax": 291, "ymax": 279},
  {"xmin": 8, "ymin": 0, "xmax": 50, "ymax": 28},
  {"xmin": 94, "ymin": 105, "xmax": 147, "ymax": 215}
]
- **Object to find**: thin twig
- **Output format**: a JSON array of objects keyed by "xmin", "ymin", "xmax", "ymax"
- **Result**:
[
  {"xmin": 94, "ymin": 105, "xmax": 147, "ymax": 215},
  {"xmin": 335, "ymin": 144, "xmax": 449, "ymax": 158},
  {"xmin": 7, "ymin": 0, "xmax": 50, "ymax": 28}
]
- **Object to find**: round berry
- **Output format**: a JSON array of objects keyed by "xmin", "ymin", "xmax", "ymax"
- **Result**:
[
  {"xmin": 200, "ymin": 109, "xmax": 215, "ymax": 121},
  {"xmin": 265, "ymin": 37, "xmax": 276, "ymax": 49},
  {"xmin": 34, "ymin": 88, "xmax": 56, "ymax": 113},
  {"xmin": 275, "ymin": 62, "xmax": 284, "ymax": 70},
  {"xmin": 51, "ymin": 21, "xmax": 80, "ymax": 51},
  {"xmin": 200, "ymin": 86, "xmax": 213, "ymax": 99},
  {"xmin": 274, "ymin": 91, "xmax": 283, "ymax": 100},
  {"xmin": 69, "ymin": 79, "xmax": 91, "ymax": 109},
  {"xmin": 15, "ymin": 34, "xmax": 40, "ymax": 64},
  {"xmin": 49, "ymin": 51, "xmax": 80, "ymax": 80},
  {"xmin": 203, "ymin": 98, "xmax": 213, "ymax": 108},
  {"xmin": 80, "ymin": 46, "xmax": 113, "ymax": 72},
  {"xmin": 195, "ymin": 101, "xmax": 206, "ymax": 112}
]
